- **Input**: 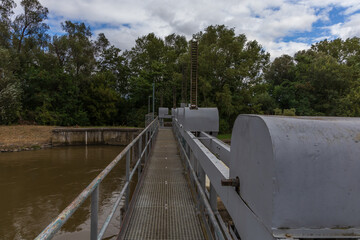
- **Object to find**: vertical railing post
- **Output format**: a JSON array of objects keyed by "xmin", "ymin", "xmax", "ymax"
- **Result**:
[
  {"xmin": 148, "ymin": 129, "xmax": 150, "ymax": 157},
  {"xmin": 189, "ymin": 150, "xmax": 195, "ymax": 187},
  {"xmin": 125, "ymin": 151, "xmax": 130, "ymax": 210},
  {"xmin": 145, "ymin": 131, "xmax": 148, "ymax": 161},
  {"xmin": 198, "ymin": 165, "xmax": 205, "ymax": 191},
  {"xmin": 91, "ymin": 185, "xmax": 99, "ymax": 240},
  {"xmin": 138, "ymin": 137, "xmax": 142, "ymax": 181},
  {"xmin": 150, "ymin": 126, "xmax": 153, "ymax": 149},
  {"xmin": 210, "ymin": 183, "xmax": 217, "ymax": 212},
  {"xmin": 131, "ymin": 135, "xmax": 135, "ymax": 165},
  {"xmin": 189, "ymin": 147, "xmax": 194, "ymax": 169}
]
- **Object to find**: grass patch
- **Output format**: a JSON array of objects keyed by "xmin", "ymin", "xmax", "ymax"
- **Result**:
[
  {"xmin": 217, "ymin": 133, "xmax": 231, "ymax": 140},
  {"xmin": 77, "ymin": 126, "xmax": 140, "ymax": 129},
  {"xmin": 0, "ymin": 125, "xmax": 55, "ymax": 147}
]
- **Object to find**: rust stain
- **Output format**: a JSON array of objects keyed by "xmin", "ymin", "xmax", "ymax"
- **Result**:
[
  {"xmin": 354, "ymin": 133, "xmax": 360, "ymax": 143},
  {"xmin": 285, "ymin": 233, "xmax": 292, "ymax": 238}
]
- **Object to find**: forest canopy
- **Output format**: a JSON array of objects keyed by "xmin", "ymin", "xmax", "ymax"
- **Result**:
[{"xmin": 1, "ymin": 0, "xmax": 360, "ymax": 133}]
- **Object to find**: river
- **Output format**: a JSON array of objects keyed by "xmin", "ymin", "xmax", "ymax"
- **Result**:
[{"xmin": 0, "ymin": 145, "xmax": 127, "ymax": 240}]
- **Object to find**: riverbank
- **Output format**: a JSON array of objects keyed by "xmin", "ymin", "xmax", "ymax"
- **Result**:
[
  {"xmin": 0, "ymin": 125, "xmax": 55, "ymax": 152},
  {"xmin": 0, "ymin": 125, "xmax": 141, "ymax": 152}
]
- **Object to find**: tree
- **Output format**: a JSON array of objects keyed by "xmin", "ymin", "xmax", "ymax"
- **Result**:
[
  {"xmin": 95, "ymin": 33, "xmax": 129, "ymax": 95},
  {"xmin": 0, "ymin": 47, "xmax": 22, "ymax": 124},
  {"xmin": 12, "ymin": 0, "xmax": 49, "ymax": 53},
  {"xmin": 51, "ymin": 21, "xmax": 95, "ymax": 76},
  {"xmin": 194, "ymin": 25, "xmax": 270, "ymax": 131},
  {"xmin": 81, "ymin": 72, "xmax": 119, "ymax": 125},
  {"xmin": 0, "ymin": 0, "xmax": 16, "ymax": 47}
]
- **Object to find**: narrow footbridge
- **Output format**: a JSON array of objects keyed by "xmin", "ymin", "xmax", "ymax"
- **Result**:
[{"xmin": 36, "ymin": 108, "xmax": 360, "ymax": 240}]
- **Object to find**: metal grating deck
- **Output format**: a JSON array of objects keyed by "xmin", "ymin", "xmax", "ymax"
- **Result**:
[{"xmin": 121, "ymin": 128, "xmax": 206, "ymax": 240}]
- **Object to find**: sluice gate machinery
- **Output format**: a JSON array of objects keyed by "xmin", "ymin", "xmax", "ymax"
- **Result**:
[{"xmin": 173, "ymin": 109, "xmax": 360, "ymax": 240}]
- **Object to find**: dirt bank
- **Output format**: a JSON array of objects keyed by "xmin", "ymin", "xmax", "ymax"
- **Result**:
[{"xmin": 0, "ymin": 125, "xmax": 55, "ymax": 152}]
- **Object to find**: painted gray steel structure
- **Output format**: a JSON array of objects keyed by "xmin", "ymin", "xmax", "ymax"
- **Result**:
[
  {"xmin": 183, "ymin": 107, "xmax": 219, "ymax": 135},
  {"xmin": 230, "ymin": 115, "xmax": 360, "ymax": 239},
  {"xmin": 158, "ymin": 107, "xmax": 169, "ymax": 118},
  {"xmin": 174, "ymin": 113, "xmax": 360, "ymax": 240},
  {"xmin": 177, "ymin": 107, "xmax": 185, "ymax": 125}
]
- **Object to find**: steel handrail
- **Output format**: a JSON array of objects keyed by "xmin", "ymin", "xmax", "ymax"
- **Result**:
[
  {"xmin": 97, "ymin": 128, "xmax": 156, "ymax": 239},
  {"xmin": 177, "ymin": 130, "xmax": 226, "ymax": 240},
  {"xmin": 35, "ymin": 117, "xmax": 159, "ymax": 240},
  {"xmin": 173, "ymin": 120, "xmax": 229, "ymax": 239}
]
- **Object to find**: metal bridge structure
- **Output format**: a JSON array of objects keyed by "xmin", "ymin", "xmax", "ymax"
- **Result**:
[
  {"xmin": 36, "ymin": 41, "xmax": 360, "ymax": 239},
  {"xmin": 35, "ymin": 106, "xmax": 360, "ymax": 240}
]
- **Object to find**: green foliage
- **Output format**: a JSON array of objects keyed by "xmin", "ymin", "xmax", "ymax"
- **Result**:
[
  {"xmin": 335, "ymin": 86, "xmax": 360, "ymax": 117},
  {"xmin": 283, "ymin": 108, "xmax": 296, "ymax": 116},
  {"xmin": 194, "ymin": 25, "xmax": 270, "ymax": 128},
  {"xmin": 0, "ymin": 47, "xmax": 22, "ymax": 124},
  {"xmin": 217, "ymin": 133, "xmax": 231, "ymax": 140},
  {"xmin": 0, "ymin": 79, "xmax": 22, "ymax": 124},
  {"xmin": 219, "ymin": 118, "xmax": 231, "ymax": 134},
  {"xmin": 274, "ymin": 108, "xmax": 282, "ymax": 115},
  {"xmin": 12, "ymin": 0, "xmax": 49, "ymax": 53},
  {"xmin": 81, "ymin": 72, "xmax": 119, "ymax": 125},
  {"xmin": 266, "ymin": 38, "xmax": 360, "ymax": 118},
  {"xmin": 0, "ymin": 0, "xmax": 16, "ymax": 47},
  {"xmin": 1, "ymin": 1, "xmax": 360, "ymax": 129}
]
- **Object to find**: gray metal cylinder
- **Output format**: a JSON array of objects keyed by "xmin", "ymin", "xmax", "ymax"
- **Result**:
[
  {"xmin": 230, "ymin": 115, "xmax": 360, "ymax": 234},
  {"xmin": 177, "ymin": 108, "xmax": 185, "ymax": 125},
  {"xmin": 158, "ymin": 107, "xmax": 168, "ymax": 118},
  {"xmin": 183, "ymin": 107, "xmax": 219, "ymax": 135}
]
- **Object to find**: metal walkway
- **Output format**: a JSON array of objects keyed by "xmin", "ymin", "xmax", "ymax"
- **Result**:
[{"xmin": 120, "ymin": 128, "xmax": 206, "ymax": 239}]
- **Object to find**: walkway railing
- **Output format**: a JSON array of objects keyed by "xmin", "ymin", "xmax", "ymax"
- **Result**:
[
  {"xmin": 173, "ymin": 119, "xmax": 238, "ymax": 240},
  {"xmin": 35, "ymin": 117, "xmax": 159, "ymax": 240}
]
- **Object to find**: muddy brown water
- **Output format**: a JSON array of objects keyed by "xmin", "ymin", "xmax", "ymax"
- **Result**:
[{"xmin": 0, "ymin": 145, "xmax": 129, "ymax": 240}]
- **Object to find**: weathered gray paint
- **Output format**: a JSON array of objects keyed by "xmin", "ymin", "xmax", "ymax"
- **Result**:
[
  {"xmin": 230, "ymin": 115, "xmax": 360, "ymax": 233},
  {"xmin": 52, "ymin": 128, "xmax": 142, "ymax": 146},
  {"xmin": 199, "ymin": 132, "xmax": 230, "ymax": 166},
  {"xmin": 183, "ymin": 107, "xmax": 219, "ymax": 135},
  {"xmin": 177, "ymin": 108, "xmax": 185, "ymax": 125},
  {"xmin": 158, "ymin": 107, "xmax": 169, "ymax": 118}
]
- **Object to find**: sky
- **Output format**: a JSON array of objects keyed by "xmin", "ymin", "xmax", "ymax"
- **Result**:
[{"xmin": 14, "ymin": 0, "xmax": 360, "ymax": 59}]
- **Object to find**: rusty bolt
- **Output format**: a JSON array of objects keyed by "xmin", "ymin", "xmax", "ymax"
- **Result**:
[{"xmin": 221, "ymin": 177, "xmax": 240, "ymax": 194}]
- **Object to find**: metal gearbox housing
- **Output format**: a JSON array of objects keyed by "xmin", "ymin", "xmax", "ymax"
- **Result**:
[
  {"xmin": 230, "ymin": 115, "xmax": 360, "ymax": 238},
  {"xmin": 183, "ymin": 107, "xmax": 219, "ymax": 136},
  {"xmin": 158, "ymin": 107, "xmax": 169, "ymax": 118}
]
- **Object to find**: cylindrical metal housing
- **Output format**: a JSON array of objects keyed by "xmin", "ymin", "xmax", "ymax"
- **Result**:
[
  {"xmin": 177, "ymin": 108, "xmax": 185, "ymax": 125},
  {"xmin": 183, "ymin": 107, "xmax": 219, "ymax": 135},
  {"xmin": 230, "ymin": 115, "xmax": 360, "ymax": 233},
  {"xmin": 158, "ymin": 107, "xmax": 168, "ymax": 118}
]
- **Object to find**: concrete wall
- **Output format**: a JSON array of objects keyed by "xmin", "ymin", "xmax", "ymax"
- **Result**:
[{"xmin": 52, "ymin": 128, "xmax": 142, "ymax": 146}]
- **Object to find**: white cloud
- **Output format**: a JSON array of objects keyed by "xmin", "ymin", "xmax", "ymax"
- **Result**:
[
  {"xmin": 7, "ymin": 0, "xmax": 359, "ymax": 58},
  {"xmin": 265, "ymin": 41, "xmax": 311, "ymax": 59},
  {"xmin": 329, "ymin": 13, "xmax": 360, "ymax": 39}
]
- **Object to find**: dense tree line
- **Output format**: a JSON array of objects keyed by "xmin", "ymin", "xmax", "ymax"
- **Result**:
[{"xmin": 1, "ymin": 0, "xmax": 360, "ymax": 132}]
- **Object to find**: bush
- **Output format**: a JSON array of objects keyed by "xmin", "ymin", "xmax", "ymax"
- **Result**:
[
  {"xmin": 274, "ymin": 108, "xmax": 282, "ymax": 115},
  {"xmin": 0, "ymin": 80, "xmax": 22, "ymax": 124},
  {"xmin": 283, "ymin": 108, "xmax": 296, "ymax": 116},
  {"xmin": 219, "ymin": 118, "xmax": 230, "ymax": 134}
]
